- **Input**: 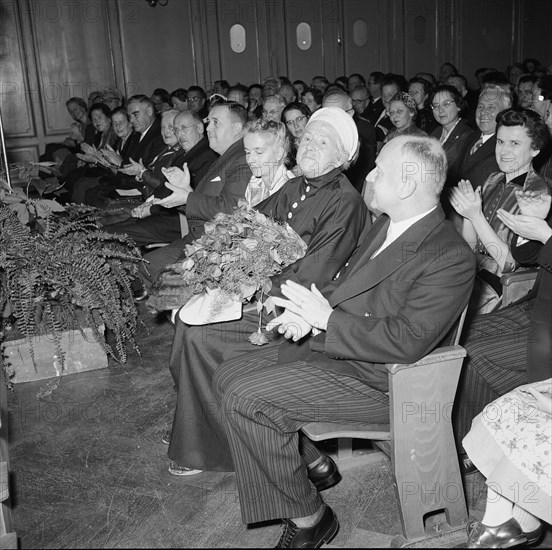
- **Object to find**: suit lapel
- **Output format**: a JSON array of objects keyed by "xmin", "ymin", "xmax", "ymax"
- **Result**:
[{"xmin": 330, "ymin": 208, "xmax": 445, "ymax": 306}]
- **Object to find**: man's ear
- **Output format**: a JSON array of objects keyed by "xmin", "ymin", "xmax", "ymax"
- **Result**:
[
  {"xmin": 146, "ymin": 105, "xmax": 155, "ymax": 118},
  {"xmin": 398, "ymin": 176, "xmax": 417, "ymax": 199}
]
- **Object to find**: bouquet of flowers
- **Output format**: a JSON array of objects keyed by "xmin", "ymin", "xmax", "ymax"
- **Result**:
[{"xmin": 147, "ymin": 201, "xmax": 307, "ymax": 326}]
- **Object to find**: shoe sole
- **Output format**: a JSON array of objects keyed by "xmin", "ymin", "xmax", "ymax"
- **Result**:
[
  {"xmin": 313, "ymin": 470, "xmax": 342, "ymax": 492},
  {"xmin": 317, "ymin": 518, "xmax": 339, "ymax": 548},
  {"xmin": 168, "ymin": 467, "xmax": 203, "ymax": 476}
]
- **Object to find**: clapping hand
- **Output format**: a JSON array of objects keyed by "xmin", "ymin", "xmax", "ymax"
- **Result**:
[
  {"xmin": 515, "ymin": 189, "xmax": 551, "ymax": 219},
  {"xmin": 118, "ymin": 157, "xmax": 145, "ymax": 177},
  {"xmin": 155, "ymin": 163, "xmax": 193, "ymax": 208},
  {"xmin": 450, "ymin": 180, "xmax": 482, "ymax": 220},
  {"xmin": 131, "ymin": 203, "xmax": 152, "ymax": 219},
  {"xmin": 269, "ymin": 281, "xmax": 333, "ymax": 338},
  {"xmin": 101, "ymin": 144, "xmax": 123, "ymax": 168}
]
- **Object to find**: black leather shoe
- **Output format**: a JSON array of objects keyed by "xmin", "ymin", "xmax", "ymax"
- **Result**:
[
  {"xmin": 275, "ymin": 505, "xmax": 339, "ymax": 548},
  {"xmin": 307, "ymin": 455, "xmax": 342, "ymax": 492},
  {"xmin": 459, "ymin": 517, "xmax": 542, "ymax": 548}
]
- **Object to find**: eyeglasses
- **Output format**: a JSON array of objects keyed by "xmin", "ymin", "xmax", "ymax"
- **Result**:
[
  {"xmin": 431, "ymin": 100, "xmax": 455, "ymax": 110},
  {"xmin": 170, "ymin": 124, "xmax": 197, "ymax": 134},
  {"xmin": 187, "ymin": 97, "xmax": 202, "ymax": 103},
  {"xmin": 352, "ymin": 98, "xmax": 369, "ymax": 104},
  {"xmin": 285, "ymin": 115, "xmax": 307, "ymax": 128}
]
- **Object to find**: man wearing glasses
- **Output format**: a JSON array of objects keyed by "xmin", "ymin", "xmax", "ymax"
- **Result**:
[{"xmin": 186, "ymin": 86, "xmax": 208, "ymax": 119}]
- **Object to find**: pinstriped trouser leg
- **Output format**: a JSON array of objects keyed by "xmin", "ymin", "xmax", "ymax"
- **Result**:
[{"xmin": 213, "ymin": 347, "xmax": 390, "ymax": 525}]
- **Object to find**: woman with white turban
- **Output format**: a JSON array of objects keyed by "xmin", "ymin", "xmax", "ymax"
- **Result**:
[{"xmin": 164, "ymin": 107, "xmax": 368, "ymax": 477}]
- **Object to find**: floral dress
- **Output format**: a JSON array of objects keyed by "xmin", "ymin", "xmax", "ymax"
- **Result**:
[{"xmin": 463, "ymin": 379, "xmax": 552, "ymax": 522}]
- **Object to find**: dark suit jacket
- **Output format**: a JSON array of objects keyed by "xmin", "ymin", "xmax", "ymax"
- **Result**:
[
  {"xmin": 279, "ymin": 207, "xmax": 476, "ymax": 391},
  {"xmin": 182, "ymin": 138, "xmax": 252, "ymax": 240},
  {"xmin": 459, "ymin": 133, "xmax": 499, "ymax": 190},
  {"xmin": 344, "ymin": 115, "xmax": 377, "ymax": 193},
  {"xmin": 129, "ymin": 117, "xmax": 166, "ymax": 167},
  {"xmin": 511, "ymin": 220, "xmax": 552, "ymax": 383},
  {"xmin": 431, "ymin": 119, "xmax": 476, "ymax": 188},
  {"xmin": 362, "ymin": 97, "xmax": 384, "ymax": 126}
]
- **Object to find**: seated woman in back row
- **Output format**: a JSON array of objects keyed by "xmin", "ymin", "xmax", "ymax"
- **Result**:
[{"xmin": 451, "ymin": 107, "xmax": 550, "ymax": 315}]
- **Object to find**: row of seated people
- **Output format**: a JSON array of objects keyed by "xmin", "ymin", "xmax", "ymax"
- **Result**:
[{"xmin": 40, "ymin": 65, "xmax": 551, "ymax": 548}]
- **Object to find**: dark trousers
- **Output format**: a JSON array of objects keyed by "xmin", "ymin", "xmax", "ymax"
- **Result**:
[{"xmin": 213, "ymin": 345, "xmax": 390, "ymax": 524}]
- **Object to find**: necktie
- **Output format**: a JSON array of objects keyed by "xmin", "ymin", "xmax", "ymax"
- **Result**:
[{"xmin": 470, "ymin": 136, "xmax": 484, "ymax": 155}]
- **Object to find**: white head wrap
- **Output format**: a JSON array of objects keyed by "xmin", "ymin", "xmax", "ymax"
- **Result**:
[{"xmin": 307, "ymin": 107, "xmax": 359, "ymax": 161}]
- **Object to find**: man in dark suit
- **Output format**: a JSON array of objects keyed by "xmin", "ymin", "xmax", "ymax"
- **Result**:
[
  {"xmin": 213, "ymin": 136, "xmax": 476, "ymax": 547},
  {"xmin": 362, "ymin": 71, "xmax": 385, "ymax": 125},
  {"xmin": 458, "ymin": 84, "xmax": 513, "ymax": 190},
  {"xmin": 103, "ymin": 110, "xmax": 218, "ymax": 245},
  {"xmin": 139, "ymin": 101, "xmax": 251, "ymax": 287}
]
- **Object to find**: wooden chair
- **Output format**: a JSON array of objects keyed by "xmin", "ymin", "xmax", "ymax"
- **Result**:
[
  {"xmin": 301, "ymin": 308, "xmax": 469, "ymax": 546},
  {"xmin": 501, "ymin": 268, "xmax": 538, "ymax": 307}
]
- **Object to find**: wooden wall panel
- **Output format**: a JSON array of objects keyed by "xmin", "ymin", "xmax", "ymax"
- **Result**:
[
  {"xmin": 28, "ymin": 0, "xmax": 118, "ymax": 136},
  {"xmin": 116, "ymin": 0, "xmax": 196, "ymax": 95},
  {"xmin": 0, "ymin": 1, "xmax": 35, "ymax": 138},
  {"xmin": 341, "ymin": 0, "xmax": 384, "ymax": 78}
]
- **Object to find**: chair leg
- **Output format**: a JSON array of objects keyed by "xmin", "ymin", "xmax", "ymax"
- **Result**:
[{"xmin": 336, "ymin": 438, "xmax": 353, "ymax": 459}]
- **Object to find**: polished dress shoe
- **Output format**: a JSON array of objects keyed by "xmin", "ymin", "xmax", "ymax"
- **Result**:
[
  {"xmin": 275, "ymin": 505, "xmax": 339, "ymax": 548},
  {"xmin": 459, "ymin": 518, "xmax": 543, "ymax": 548},
  {"xmin": 307, "ymin": 455, "xmax": 342, "ymax": 491}
]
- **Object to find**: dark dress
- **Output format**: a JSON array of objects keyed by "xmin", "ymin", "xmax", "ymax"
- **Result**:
[{"xmin": 167, "ymin": 168, "xmax": 367, "ymax": 471}]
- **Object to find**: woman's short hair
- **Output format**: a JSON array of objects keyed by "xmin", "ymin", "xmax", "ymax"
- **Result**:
[
  {"xmin": 302, "ymin": 87, "xmax": 324, "ymax": 106},
  {"xmin": 66, "ymin": 97, "xmax": 87, "ymax": 110},
  {"xmin": 409, "ymin": 77, "xmax": 433, "ymax": 97},
  {"xmin": 281, "ymin": 101, "xmax": 312, "ymax": 122},
  {"xmin": 496, "ymin": 107, "xmax": 550, "ymax": 151},
  {"xmin": 430, "ymin": 84, "xmax": 468, "ymax": 117},
  {"xmin": 170, "ymin": 88, "xmax": 188, "ymax": 102},
  {"xmin": 111, "ymin": 106, "xmax": 129, "ymax": 120},
  {"xmin": 88, "ymin": 102, "xmax": 112, "ymax": 119},
  {"xmin": 244, "ymin": 119, "xmax": 290, "ymax": 159}
]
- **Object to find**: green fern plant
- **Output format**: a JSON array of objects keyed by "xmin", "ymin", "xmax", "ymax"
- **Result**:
[{"xmin": 0, "ymin": 194, "xmax": 143, "ymax": 374}]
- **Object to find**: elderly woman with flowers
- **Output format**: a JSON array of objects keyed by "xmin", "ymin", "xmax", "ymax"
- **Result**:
[{"xmin": 154, "ymin": 107, "xmax": 368, "ymax": 477}]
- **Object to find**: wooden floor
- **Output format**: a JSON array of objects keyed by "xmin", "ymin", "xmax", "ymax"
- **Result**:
[{"xmin": 5, "ymin": 307, "xmax": 552, "ymax": 548}]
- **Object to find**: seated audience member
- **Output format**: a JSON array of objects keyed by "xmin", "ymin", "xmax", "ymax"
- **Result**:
[
  {"xmin": 430, "ymin": 84, "xmax": 476, "ymax": 188},
  {"xmin": 186, "ymin": 86, "xmax": 208, "ymax": 119},
  {"xmin": 301, "ymin": 87, "xmax": 323, "ymax": 114},
  {"xmin": 458, "ymin": 84, "xmax": 513, "ymax": 191},
  {"xmin": 311, "ymin": 75, "xmax": 329, "ymax": 94},
  {"xmin": 454, "ymin": 190, "xmax": 552, "ymax": 459},
  {"xmin": 150, "ymin": 88, "xmax": 172, "ymax": 115},
  {"xmin": 227, "ymin": 84, "xmax": 249, "ymax": 109},
  {"xmin": 138, "ymin": 101, "xmax": 252, "ymax": 288},
  {"xmin": 531, "ymin": 75, "xmax": 552, "ymax": 184},
  {"xmin": 212, "ymin": 135, "xmax": 475, "ymax": 548},
  {"xmin": 460, "ymin": 379, "xmax": 551, "ymax": 548},
  {"xmin": 506, "ymin": 62, "xmax": 525, "ymax": 88},
  {"xmin": 363, "ymin": 71, "xmax": 385, "ymax": 125},
  {"xmin": 292, "ymin": 79, "xmax": 307, "ymax": 99},
  {"xmin": 262, "ymin": 76, "xmax": 282, "ymax": 98},
  {"xmin": 279, "ymin": 83, "xmax": 296, "ymax": 104},
  {"xmin": 103, "ymin": 110, "xmax": 218, "ymax": 244},
  {"xmin": 523, "ymin": 57, "xmax": 541, "ymax": 75},
  {"xmin": 281, "ymin": 101, "xmax": 311, "ymax": 173},
  {"xmin": 374, "ymin": 75, "xmax": 406, "ymax": 144},
  {"xmin": 415, "ymin": 71, "xmax": 437, "ymax": 88},
  {"xmin": 347, "ymin": 73, "xmax": 365, "ymax": 93},
  {"xmin": 451, "ymin": 108, "xmax": 549, "ymax": 315},
  {"xmin": 170, "ymin": 88, "xmax": 188, "ymax": 111},
  {"xmin": 247, "ymin": 83, "xmax": 263, "ymax": 119},
  {"xmin": 102, "ymin": 87, "xmax": 124, "ymax": 110},
  {"xmin": 40, "ymin": 97, "xmax": 95, "ymax": 162},
  {"xmin": 446, "ymin": 73, "xmax": 478, "ymax": 127},
  {"xmin": 322, "ymin": 88, "xmax": 376, "ymax": 193},
  {"xmin": 82, "ymin": 95, "xmax": 165, "ymax": 207},
  {"xmin": 165, "ymin": 107, "xmax": 367, "ymax": 476},
  {"xmin": 65, "ymin": 102, "xmax": 117, "ymax": 201},
  {"xmin": 74, "ymin": 106, "xmax": 136, "ymax": 205},
  {"xmin": 517, "ymin": 75, "xmax": 537, "ymax": 109},
  {"xmin": 350, "ymin": 85, "xmax": 370, "ymax": 117},
  {"xmin": 262, "ymin": 94, "xmax": 287, "ymax": 122},
  {"xmin": 384, "ymin": 92, "xmax": 427, "ymax": 142},
  {"xmin": 408, "ymin": 77, "xmax": 439, "ymax": 134},
  {"xmin": 87, "ymin": 90, "xmax": 103, "ymax": 107},
  {"xmin": 439, "ymin": 61, "xmax": 458, "ymax": 83},
  {"xmin": 213, "ymin": 79, "xmax": 230, "ymax": 97}
]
